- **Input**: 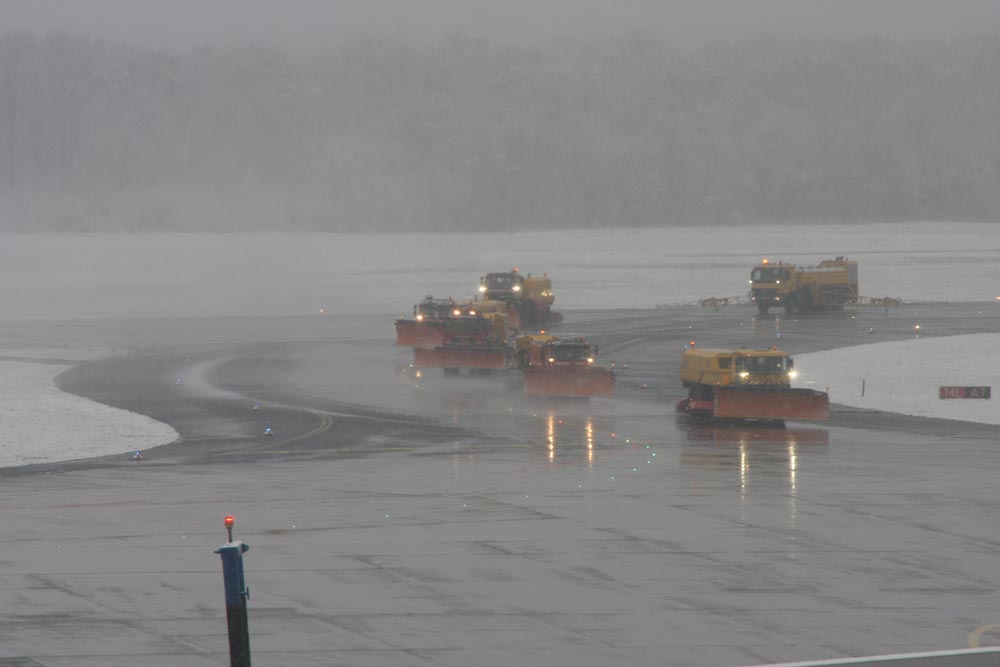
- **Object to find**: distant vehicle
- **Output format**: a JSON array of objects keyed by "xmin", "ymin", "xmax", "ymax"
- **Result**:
[
  {"xmin": 478, "ymin": 268, "xmax": 561, "ymax": 329},
  {"xmin": 394, "ymin": 296, "xmax": 456, "ymax": 347},
  {"xmin": 395, "ymin": 296, "xmax": 506, "ymax": 348},
  {"xmin": 513, "ymin": 334, "xmax": 615, "ymax": 398},
  {"xmin": 412, "ymin": 308, "xmax": 509, "ymax": 375},
  {"xmin": 749, "ymin": 257, "xmax": 859, "ymax": 315}
]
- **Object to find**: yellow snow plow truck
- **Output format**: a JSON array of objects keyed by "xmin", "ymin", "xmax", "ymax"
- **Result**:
[
  {"xmin": 676, "ymin": 346, "xmax": 828, "ymax": 423},
  {"xmin": 749, "ymin": 257, "xmax": 859, "ymax": 315},
  {"xmin": 513, "ymin": 333, "xmax": 615, "ymax": 398}
]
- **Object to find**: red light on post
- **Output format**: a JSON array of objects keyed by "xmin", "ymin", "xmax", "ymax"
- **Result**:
[{"xmin": 225, "ymin": 515, "xmax": 234, "ymax": 542}]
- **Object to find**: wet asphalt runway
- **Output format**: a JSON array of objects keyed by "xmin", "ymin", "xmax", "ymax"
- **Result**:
[{"xmin": 2, "ymin": 302, "xmax": 999, "ymax": 666}]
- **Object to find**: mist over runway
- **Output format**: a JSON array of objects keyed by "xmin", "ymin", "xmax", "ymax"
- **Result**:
[
  {"xmin": 2, "ymin": 225, "xmax": 999, "ymax": 665},
  {"xmin": 4, "ymin": 299, "xmax": 1000, "ymax": 665}
]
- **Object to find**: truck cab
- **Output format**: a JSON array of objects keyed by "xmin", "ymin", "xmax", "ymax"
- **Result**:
[
  {"xmin": 680, "ymin": 347, "xmax": 795, "ymax": 388},
  {"xmin": 541, "ymin": 338, "xmax": 596, "ymax": 366},
  {"xmin": 749, "ymin": 259, "xmax": 794, "ymax": 315},
  {"xmin": 479, "ymin": 270, "xmax": 525, "ymax": 302}
]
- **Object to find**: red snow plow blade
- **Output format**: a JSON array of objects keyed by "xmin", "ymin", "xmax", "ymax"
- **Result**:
[
  {"xmin": 677, "ymin": 387, "xmax": 828, "ymax": 422},
  {"xmin": 394, "ymin": 319, "xmax": 446, "ymax": 348},
  {"xmin": 522, "ymin": 366, "xmax": 615, "ymax": 398},
  {"xmin": 413, "ymin": 347, "xmax": 506, "ymax": 369},
  {"xmin": 713, "ymin": 387, "xmax": 828, "ymax": 421}
]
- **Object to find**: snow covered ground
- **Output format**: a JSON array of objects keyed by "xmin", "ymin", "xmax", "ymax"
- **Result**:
[
  {"xmin": 0, "ymin": 222, "xmax": 997, "ymax": 468},
  {"xmin": 0, "ymin": 350, "xmax": 178, "ymax": 468},
  {"xmin": 794, "ymin": 333, "xmax": 999, "ymax": 425}
]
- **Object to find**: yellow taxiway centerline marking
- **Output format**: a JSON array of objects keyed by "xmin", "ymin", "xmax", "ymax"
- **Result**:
[
  {"xmin": 232, "ymin": 446, "xmax": 415, "ymax": 455},
  {"xmin": 219, "ymin": 409, "xmax": 334, "ymax": 456},
  {"xmin": 967, "ymin": 623, "xmax": 1000, "ymax": 648}
]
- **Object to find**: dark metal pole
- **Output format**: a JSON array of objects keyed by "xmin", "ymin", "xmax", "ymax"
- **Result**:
[{"xmin": 216, "ymin": 520, "xmax": 251, "ymax": 667}]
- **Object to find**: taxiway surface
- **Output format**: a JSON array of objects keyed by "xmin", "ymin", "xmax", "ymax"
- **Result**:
[{"xmin": 2, "ymin": 303, "xmax": 999, "ymax": 666}]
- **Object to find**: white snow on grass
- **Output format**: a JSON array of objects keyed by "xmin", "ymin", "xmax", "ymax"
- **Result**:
[
  {"xmin": 794, "ymin": 333, "xmax": 1000, "ymax": 425},
  {"xmin": 0, "ymin": 358, "xmax": 178, "ymax": 468}
]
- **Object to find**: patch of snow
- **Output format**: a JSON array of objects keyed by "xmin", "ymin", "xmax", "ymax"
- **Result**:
[
  {"xmin": 0, "ymin": 359, "xmax": 178, "ymax": 468},
  {"xmin": 794, "ymin": 333, "xmax": 999, "ymax": 425}
]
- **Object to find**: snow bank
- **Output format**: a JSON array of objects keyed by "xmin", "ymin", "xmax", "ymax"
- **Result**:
[
  {"xmin": 0, "ymin": 358, "xmax": 178, "ymax": 468},
  {"xmin": 794, "ymin": 333, "xmax": 1000, "ymax": 425}
]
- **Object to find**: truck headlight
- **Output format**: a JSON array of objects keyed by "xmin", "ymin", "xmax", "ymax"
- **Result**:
[
  {"xmin": 478, "ymin": 285, "xmax": 487, "ymax": 293},
  {"xmin": 512, "ymin": 285, "xmax": 522, "ymax": 292}
]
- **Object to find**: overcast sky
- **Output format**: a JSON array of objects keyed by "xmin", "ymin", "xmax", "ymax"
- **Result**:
[{"xmin": 2, "ymin": 0, "xmax": 998, "ymax": 49}]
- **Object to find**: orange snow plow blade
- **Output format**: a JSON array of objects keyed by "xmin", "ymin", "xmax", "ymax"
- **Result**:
[
  {"xmin": 522, "ymin": 366, "xmax": 615, "ymax": 398},
  {"xmin": 413, "ymin": 347, "xmax": 506, "ymax": 369},
  {"xmin": 395, "ymin": 319, "xmax": 446, "ymax": 348},
  {"xmin": 713, "ymin": 387, "xmax": 829, "ymax": 421}
]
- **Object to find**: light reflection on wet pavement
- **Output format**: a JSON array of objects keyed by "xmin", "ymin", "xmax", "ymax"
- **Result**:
[{"xmin": 7, "ymin": 303, "xmax": 1000, "ymax": 666}]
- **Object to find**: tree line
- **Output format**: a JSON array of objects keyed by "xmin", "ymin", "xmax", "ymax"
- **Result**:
[{"xmin": 1, "ymin": 29, "xmax": 997, "ymax": 231}]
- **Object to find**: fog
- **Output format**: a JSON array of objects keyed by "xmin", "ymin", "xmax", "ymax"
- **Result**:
[
  {"xmin": 4, "ymin": 0, "xmax": 999, "ymax": 49},
  {"xmin": 3, "ymin": 6, "xmax": 1000, "ymax": 664},
  {"xmin": 1, "ymin": 1, "xmax": 999, "ymax": 232},
  {"xmin": 1, "ymin": 222, "xmax": 997, "ymax": 468}
]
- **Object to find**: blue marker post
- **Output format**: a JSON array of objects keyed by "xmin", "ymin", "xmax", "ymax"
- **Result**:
[{"xmin": 215, "ymin": 515, "xmax": 251, "ymax": 667}]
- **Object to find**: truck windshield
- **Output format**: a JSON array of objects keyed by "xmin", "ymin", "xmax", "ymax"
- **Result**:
[
  {"xmin": 751, "ymin": 267, "xmax": 782, "ymax": 283},
  {"xmin": 486, "ymin": 273, "xmax": 521, "ymax": 289},
  {"xmin": 551, "ymin": 344, "xmax": 590, "ymax": 362},
  {"xmin": 419, "ymin": 303, "xmax": 455, "ymax": 318},
  {"xmin": 736, "ymin": 356, "xmax": 788, "ymax": 374}
]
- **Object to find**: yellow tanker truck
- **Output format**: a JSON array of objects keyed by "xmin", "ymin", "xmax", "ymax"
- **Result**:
[{"xmin": 749, "ymin": 257, "xmax": 859, "ymax": 315}]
